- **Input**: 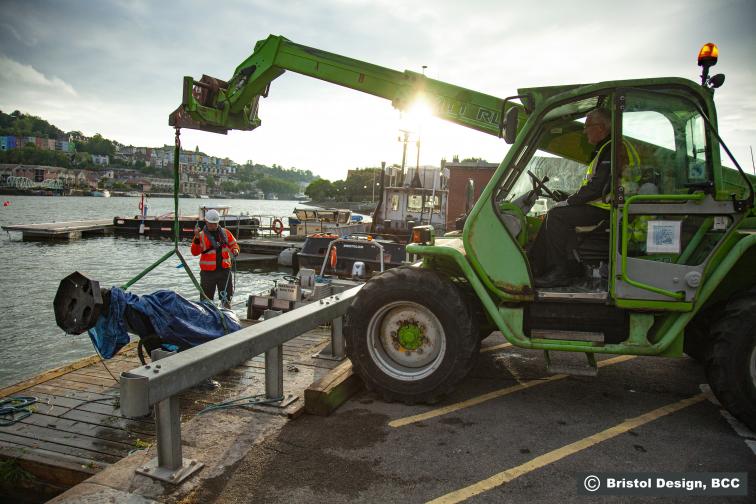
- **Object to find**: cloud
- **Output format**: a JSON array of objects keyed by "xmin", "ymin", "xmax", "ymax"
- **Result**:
[
  {"xmin": 0, "ymin": 55, "xmax": 77, "ymax": 97},
  {"xmin": 0, "ymin": 21, "xmax": 37, "ymax": 47},
  {"xmin": 0, "ymin": 0, "xmax": 754, "ymax": 179}
]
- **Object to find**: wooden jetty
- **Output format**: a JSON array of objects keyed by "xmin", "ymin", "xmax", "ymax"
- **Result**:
[
  {"xmin": 0, "ymin": 326, "xmax": 341, "ymax": 502},
  {"xmin": 2, "ymin": 220, "xmax": 114, "ymax": 241}
]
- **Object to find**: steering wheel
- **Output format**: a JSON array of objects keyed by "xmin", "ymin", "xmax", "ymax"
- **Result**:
[{"xmin": 527, "ymin": 170, "xmax": 557, "ymax": 200}]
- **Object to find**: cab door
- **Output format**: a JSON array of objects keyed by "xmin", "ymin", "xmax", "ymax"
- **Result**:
[{"xmin": 611, "ymin": 88, "xmax": 738, "ymax": 310}]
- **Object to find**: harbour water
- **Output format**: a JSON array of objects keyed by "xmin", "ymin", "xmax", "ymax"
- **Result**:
[{"xmin": 0, "ymin": 195, "xmax": 307, "ymax": 388}]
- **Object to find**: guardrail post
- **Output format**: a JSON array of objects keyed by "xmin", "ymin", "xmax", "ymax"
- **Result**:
[
  {"xmin": 135, "ymin": 349, "xmax": 203, "ymax": 484},
  {"xmin": 262, "ymin": 310, "xmax": 297, "ymax": 407},
  {"xmin": 314, "ymin": 315, "xmax": 346, "ymax": 361},
  {"xmin": 331, "ymin": 316, "xmax": 346, "ymax": 359}
]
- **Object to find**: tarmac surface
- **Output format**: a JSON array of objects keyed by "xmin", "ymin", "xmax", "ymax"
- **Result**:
[{"xmin": 187, "ymin": 333, "xmax": 755, "ymax": 504}]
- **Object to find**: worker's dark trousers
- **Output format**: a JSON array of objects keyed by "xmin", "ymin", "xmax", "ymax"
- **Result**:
[
  {"xmin": 200, "ymin": 268, "xmax": 234, "ymax": 305},
  {"xmin": 528, "ymin": 204, "xmax": 608, "ymax": 277}
]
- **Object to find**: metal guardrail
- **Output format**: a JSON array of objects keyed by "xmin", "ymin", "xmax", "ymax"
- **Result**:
[{"xmin": 119, "ymin": 284, "xmax": 362, "ymax": 483}]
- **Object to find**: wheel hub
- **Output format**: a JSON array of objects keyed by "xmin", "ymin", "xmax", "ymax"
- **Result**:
[
  {"xmin": 366, "ymin": 301, "xmax": 447, "ymax": 381},
  {"xmin": 395, "ymin": 321, "xmax": 425, "ymax": 351}
]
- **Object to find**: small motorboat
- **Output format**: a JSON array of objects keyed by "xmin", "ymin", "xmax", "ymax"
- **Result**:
[{"xmin": 297, "ymin": 233, "xmax": 406, "ymax": 279}]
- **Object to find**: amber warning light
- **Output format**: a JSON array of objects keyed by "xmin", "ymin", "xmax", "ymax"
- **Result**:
[
  {"xmin": 698, "ymin": 43, "xmax": 719, "ymax": 67},
  {"xmin": 697, "ymin": 43, "xmax": 724, "ymax": 89}
]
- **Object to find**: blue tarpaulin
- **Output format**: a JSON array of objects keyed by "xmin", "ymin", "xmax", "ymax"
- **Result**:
[{"xmin": 88, "ymin": 287, "xmax": 240, "ymax": 358}]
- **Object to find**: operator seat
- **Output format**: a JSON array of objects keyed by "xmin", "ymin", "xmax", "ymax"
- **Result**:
[
  {"xmin": 573, "ymin": 220, "xmax": 610, "ymax": 265},
  {"xmin": 571, "ymin": 180, "xmax": 660, "ymax": 266}
]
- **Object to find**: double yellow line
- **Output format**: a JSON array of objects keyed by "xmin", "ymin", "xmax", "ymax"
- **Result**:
[
  {"xmin": 427, "ymin": 393, "xmax": 707, "ymax": 503},
  {"xmin": 389, "ymin": 354, "xmax": 637, "ymax": 428}
]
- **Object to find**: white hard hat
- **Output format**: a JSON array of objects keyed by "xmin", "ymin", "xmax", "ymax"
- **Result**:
[{"xmin": 205, "ymin": 209, "xmax": 221, "ymax": 223}]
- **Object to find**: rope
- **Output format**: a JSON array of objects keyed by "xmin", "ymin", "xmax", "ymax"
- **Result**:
[
  {"xmin": 0, "ymin": 397, "xmax": 38, "ymax": 426},
  {"xmin": 87, "ymin": 126, "xmax": 235, "ymax": 368},
  {"xmin": 219, "ymin": 253, "xmax": 237, "ymax": 309},
  {"xmin": 197, "ymin": 393, "xmax": 284, "ymax": 415},
  {"xmin": 96, "ymin": 347, "xmax": 119, "ymax": 383}
]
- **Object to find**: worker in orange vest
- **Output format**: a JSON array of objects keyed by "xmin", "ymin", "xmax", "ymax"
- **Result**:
[{"xmin": 191, "ymin": 209, "xmax": 240, "ymax": 308}]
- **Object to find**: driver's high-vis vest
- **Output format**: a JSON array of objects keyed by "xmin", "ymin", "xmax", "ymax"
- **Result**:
[{"xmin": 582, "ymin": 139, "xmax": 641, "ymax": 210}]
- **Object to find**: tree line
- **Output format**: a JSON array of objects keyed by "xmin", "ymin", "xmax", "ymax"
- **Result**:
[
  {"xmin": 0, "ymin": 110, "xmax": 316, "ymax": 196},
  {"xmin": 305, "ymin": 167, "xmax": 383, "ymax": 201}
]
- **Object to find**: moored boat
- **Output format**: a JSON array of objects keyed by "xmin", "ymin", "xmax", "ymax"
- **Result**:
[
  {"xmin": 113, "ymin": 202, "xmax": 261, "ymax": 238},
  {"xmin": 297, "ymin": 233, "xmax": 406, "ymax": 279},
  {"xmin": 288, "ymin": 207, "xmax": 371, "ymax": 238}
]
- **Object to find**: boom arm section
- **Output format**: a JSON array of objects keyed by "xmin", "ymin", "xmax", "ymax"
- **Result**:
[{"xmin": 169, "ymin": 35, "xmax": 520, "ymax": 137}]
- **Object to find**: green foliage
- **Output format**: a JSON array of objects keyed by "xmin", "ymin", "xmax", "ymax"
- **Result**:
[
  {"xmin": 256, "ymin": 176, "xmax": 299, "ymax": 198},
  {"xmin": 303, "ymin": 168, "xmax": 382, "ymax": 201},
  {"xmin": 344, "ymin": 168, "xmax": 381, "ymax": 201},
  {"xmin": 206, "ymin": 174, "xmax": 216, "ymax": 188},
  {"xmin": 77, "ymin": 133, "xmax": 115, "ymax": 156},
  {"xmin": 305, "ymin": 178, "xmax": 333, "ymax": 200},
  {"xmin": 220, "ymin": 180, "xmax": 238, "ymax": 192},
  {"xmin": 0, "ymin": 459, "xmax": 33, "ymax": 483},
  {"xmin": 0, "ymin": 144, "xmax": 73, "ymax": 167},
  {"xmin": 239, "ymin": 162, "xmax": 314, "ymax": 184},
  {"xmin": 0, "ymin": 109, "xmax": 64, "ymax": 138}
]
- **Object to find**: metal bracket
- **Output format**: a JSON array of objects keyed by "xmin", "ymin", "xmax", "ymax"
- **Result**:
[{"xmin": 136, "ymin": 456, "xmax": 203, "ymax": 484}]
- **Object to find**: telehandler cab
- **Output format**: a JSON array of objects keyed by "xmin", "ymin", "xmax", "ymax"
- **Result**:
[{"xmin": 171, "ymin": 37, "xmax": 756, "ymax": 430}]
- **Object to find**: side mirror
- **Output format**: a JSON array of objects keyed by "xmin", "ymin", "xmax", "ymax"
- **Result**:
[
  {"xmin": 709, "ymin": 73, "xmax": 725, "ymax": 88},
  {"xmin": 503, "ymin": 107, "xmax": 519, "ymax": 144}
]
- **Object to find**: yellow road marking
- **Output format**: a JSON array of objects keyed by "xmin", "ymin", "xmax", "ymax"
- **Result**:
[
  {"xmin": 480, "ymin": 342, "xmax": 512, "ymax": 353},
  {"xmin": 388, "ymin": 355, "xmax": 636, "ymax": 428},
  {"xmin": 426, "ymin": 393, "xmax": 707, "ymax": 504}
]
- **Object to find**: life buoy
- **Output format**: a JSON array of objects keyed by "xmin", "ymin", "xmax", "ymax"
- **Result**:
[
  {"xmin": 329, "ymin": 246, "xmax": 337, "ymax": 269},
  {"xmin": 272, "ymin": 218, "xmax": 285, "ymax": 235}
]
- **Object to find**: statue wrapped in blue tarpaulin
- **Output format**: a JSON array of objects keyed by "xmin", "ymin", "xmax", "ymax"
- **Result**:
[
  {"xmin": 89, "ymin": 287, "xmax": 241, "ymax": 358},
  {"xmin": 53, "ymin": 272, "xmax": 240, "ymax": 361}
]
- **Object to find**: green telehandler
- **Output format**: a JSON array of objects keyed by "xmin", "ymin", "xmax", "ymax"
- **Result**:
[{"xmin": 171, "ymin": 36, "xmax": 756, "ymax": 430}]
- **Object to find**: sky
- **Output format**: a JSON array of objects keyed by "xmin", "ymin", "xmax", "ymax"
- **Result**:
[{"xmin": 1, "ymin": 0, "xmax": 754, "ymax": 180}]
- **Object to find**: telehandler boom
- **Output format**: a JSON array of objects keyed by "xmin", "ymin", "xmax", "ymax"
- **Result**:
[{"xmin": 171, "ymin": 36, "xmax": 756, "ymax": 431}]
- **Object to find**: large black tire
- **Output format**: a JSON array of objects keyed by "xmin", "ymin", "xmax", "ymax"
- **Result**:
[
  {"xmin": 345, "ymin": 267, "xmax": 480, "ymax": 404},
  {"xmin": 683, "ymin": 321, "xmax": 711, "ymax": 362},
  {"xmin": 704, "ymin": 293, "xmax": 756, "ymax": 432}
]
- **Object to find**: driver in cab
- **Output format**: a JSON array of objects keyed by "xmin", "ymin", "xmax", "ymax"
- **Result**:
[{"xmin": 528, "ymin": 108, "xmax": 613, "ymax": 288}]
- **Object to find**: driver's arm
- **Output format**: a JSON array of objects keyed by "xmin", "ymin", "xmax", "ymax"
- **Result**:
[{"xmin": 566, "ymin": 156, "xmax": 611, "ymax": 206}]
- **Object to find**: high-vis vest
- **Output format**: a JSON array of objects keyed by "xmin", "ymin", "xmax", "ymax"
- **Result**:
[
  {"xmin": 582, "ymin": 139, "xmax": 641, "ymax": 210},
  {"xmin": 191, "ymin": 227, "xmax": 239, "ymax": 271}
]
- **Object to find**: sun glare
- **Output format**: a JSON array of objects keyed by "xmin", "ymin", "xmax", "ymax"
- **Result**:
[{"xmin": 402, "ymin": 96, "xmax": 435, "ymax": 134}]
